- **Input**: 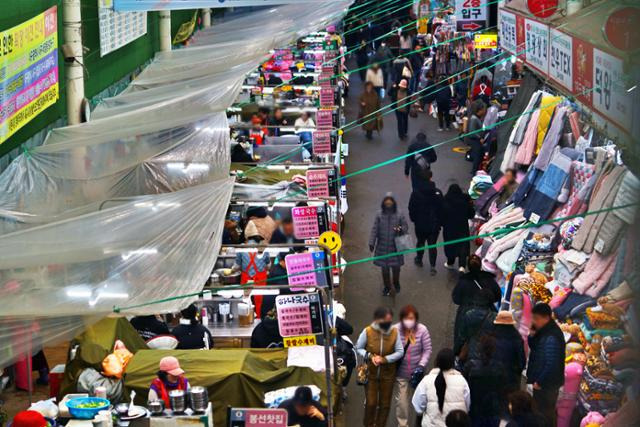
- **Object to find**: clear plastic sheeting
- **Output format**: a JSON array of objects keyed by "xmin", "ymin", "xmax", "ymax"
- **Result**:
[
  {"xmin": 232, "ymin": 182, "xmax": 306, "ymax": 200},
  {"xmin": 0, "ymin": 179, "xmax": 234, "ymax": 366},
  {"xmin": 0, "ymin": 114, "xmax": 230, "ymax": 234}
]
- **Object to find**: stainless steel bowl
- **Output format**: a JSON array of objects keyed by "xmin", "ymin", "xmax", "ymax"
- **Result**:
[
  {"xmin": 189, "ymin": 386, "xmax": 209, "ymax": 413},
  {"xmin": 169, "ymin": 389, "xmax": 186, "ymax": 413},
  {"xmin": 147, "ymin": 400, "xmax": 164, "ymax": 415}
]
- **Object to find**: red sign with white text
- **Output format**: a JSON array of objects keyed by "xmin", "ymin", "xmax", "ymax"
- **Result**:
[{"xmin": 572, "ymin": 38, "xmax": 593, "ymax": 107}]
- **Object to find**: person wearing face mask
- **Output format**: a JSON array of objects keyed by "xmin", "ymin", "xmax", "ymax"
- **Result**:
[
  {"xmin": 356, "ymin": 307, "xmax": 405, "ymax": 427},
  {"xmin": 394, "ymin": 305, "xmax": 432, "ymax": 427},
  {"xmin": 369, "ymin": 193, "xmax": 408, "ymax": 296}
]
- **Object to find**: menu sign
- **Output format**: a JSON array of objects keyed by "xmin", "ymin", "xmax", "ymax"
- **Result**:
[
  {"xmin": 276, "ymin": 293, "xmax": 323, "ymax": 337},
  {"xmin": 524, "ymin": 18, "xmax": 549, "ymax": 73},
  {"xmin": 306, "ymin": 169, "xmax": 330, "ymax": 198},
  {"xmin": 312, "ymin": 131, "xmax": 331, "ymax": 155},
  {"xmin": 320, "ymin": 87, "xmax": 334, "ymax": 107},
  {"xmin": 316, "ymin": 109, "xmax": 333, "ymax": 129},
  {"xmin": 593, "ymin": 48, "xmax": 632, "ymax": 131},
  {"xmin": 549, "ymin": 29, "xmax": 572, "ymax": 91},
  {"xmin": 285, "ymin": 251, "xmax": 328, "ymax": 289},
  {"xmin": 292, "ymin": 206, "xmax": 320, "ymax": 239}
]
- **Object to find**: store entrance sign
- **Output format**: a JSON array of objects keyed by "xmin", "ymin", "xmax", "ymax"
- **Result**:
[
  {"xmin": 603, "ymin": 7, "xmax": 640, "ymax": 53},
  {"xmin": 455, "ymin": 0, "xmax": 487, "ymax": 31},
  {"xmin": 276, "ymin": 293, "xmax": 323, "ymax": 337},
  {"xmin": 229, "ymin": 408, "xmax": 287, "ymax": 427},
  {"xmin": 592, "ymin": 48, "xmax": 632, "ymax": 132},
  {"xmin": 113, "ymin": 0, "xmax": 316, "ymax": 11},
  {"xmin": 524, "ymin": 18, "xmax": 549, "ymax": 74},
  {"xmin": 549, "ymin": 29, "xmax": 572, "ymax": 91}
]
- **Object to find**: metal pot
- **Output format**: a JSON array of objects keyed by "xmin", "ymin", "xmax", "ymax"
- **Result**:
[
  {"xmin": 168, "ymin": 390, "xmax": 186, "ymax": 413},
  {"xmin": 189, "ymin": 386, "xmax": 209, "ymax": 413},
  {"xmin": 147, "ymin": 400, "xmax": 164, "ymax": 416},
  {"xmin": 214, "ymin": 268, "xmax": 241, "ymax": 285}
]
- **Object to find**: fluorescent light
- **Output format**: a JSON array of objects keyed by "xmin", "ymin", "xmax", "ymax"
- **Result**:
[
  {"xmin": 627, "ymin": 85, "xmax": 636, "ymax": 93},
  {"xmin": 121, "ymin": 248, "xmax": 158, "ymax": 260}
]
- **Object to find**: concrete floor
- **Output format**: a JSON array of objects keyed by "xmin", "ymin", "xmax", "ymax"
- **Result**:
[{"xmin": 340, "ymin": 70, "xmax": 471, "ymax": 426}]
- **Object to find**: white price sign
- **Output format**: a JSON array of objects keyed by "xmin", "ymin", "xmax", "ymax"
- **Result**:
[
  {"xmin": 593, "ymin": 48, "xmax": 632, "ymax": 131},
  {"xmin": 499, "ymin": 9, "xmax": 517, "ymax": 53},
  {"xmin": 524, "ymin": 18, "xmax": 549, "ymax": 74},
  {"xmin": 549, "ymin": 29, "xmax": 572, "ymax": 91}
]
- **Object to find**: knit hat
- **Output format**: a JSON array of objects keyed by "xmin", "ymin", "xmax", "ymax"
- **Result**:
[
  {"xmin": 494, "ymin": 310, "xmax": 516, "ymax": 325},
  {"xmin": 12, "ymin": 411, "xmax": 47, "ymax": 427},
  {"xmin": 399, "ymin": 79, "xmax": 408, "ymax": 88}
]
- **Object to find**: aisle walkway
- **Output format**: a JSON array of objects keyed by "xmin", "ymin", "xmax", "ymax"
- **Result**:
[{"xmin": 341, "ymin": 69, "xmax": 471, "ymax": 426}]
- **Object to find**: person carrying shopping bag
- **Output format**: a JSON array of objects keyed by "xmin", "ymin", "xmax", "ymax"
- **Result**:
[{"xmin": 356, "ymin": 307, "xmax": 405, "ymax": 427}]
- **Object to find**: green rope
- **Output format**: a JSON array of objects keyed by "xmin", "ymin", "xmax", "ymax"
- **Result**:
[
  {"xmin": 112, "ymin": 202, "xmax": 638, "ymax": 313},
  {"xmin": 344, "ymin": 0, "xmax": 408, "ymax": 25}
]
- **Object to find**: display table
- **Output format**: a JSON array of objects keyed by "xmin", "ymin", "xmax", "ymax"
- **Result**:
[
  {"xmin": 128, "ymin": 403, "xmax": 213, "ymax": 427},
  {"xmin": 208, "ymin": 322, "xmax": 255, "ymax": 348}
]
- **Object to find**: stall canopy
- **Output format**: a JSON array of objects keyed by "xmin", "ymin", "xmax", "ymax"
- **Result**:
[
  {"xmin": 0, "ymin": 179, "xmax": 234, "ymax": 367},
  {"xmin": 0, "ymin": 1, "xmax": 353, "ymax": 365},
  {"xmin": 0, "ymin": 1, "xmax": 351, "ymax": 235},
  {"xmin": 125, "ymin": 349, "xmax": 335, "ymax": 426}
]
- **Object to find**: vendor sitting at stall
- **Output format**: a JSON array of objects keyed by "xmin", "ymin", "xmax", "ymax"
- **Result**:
[
  {"xmin": 269, "ymin": 107, "xmax": 289, "ymax": 137},
  {"xmin": 294, "ymin": 111, "xmax": 316, "ymax": 144},
  {"xmin": 148, "ymin": 356, "xmax": 191, "ymax": 408},
  {"xmin": 278, "ymin": 386, "xmax": 328, "ymax": 427},
  {"xmin": 233, "ymin": 221, "xmax": 271, "ymax": 317},
  {"xmin": 270, "ymin": 216, "xmax": 303, "ymax": 245},
  {"xmin": 171, "ymin": 304, "xmax": 214, "ymax": 350}
]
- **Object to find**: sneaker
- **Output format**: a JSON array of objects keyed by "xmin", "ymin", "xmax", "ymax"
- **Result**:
[
  {"xmin": 459, "ymin": 266, "xmax": 466, "ymax": 273},
  {"xmin": 430, "ymin": 267, "xmax": 437, "ymax": 276},
  {"xmin": 414, "ymin": 257, "xmax": 423, "ymax": 267},
  {"xmin": 382, "ymin": 288, "xmax": 391, "ymax": 297},
  {"xmin": 437, "ymin": 127, "xmax": 444, "ymax": 132},
  {"xmin": 394, "ymin": 284, "xmax": 401, "ymax": 294},
  {"xmin": 444, "ymin": 262, "xmax": 455, "ymax": 270}
]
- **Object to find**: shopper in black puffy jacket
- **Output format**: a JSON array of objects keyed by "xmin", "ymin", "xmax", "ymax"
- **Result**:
[
  {"xmin": 404, "ymin": 132, "xmax": 437, "ymax": 190},
  {"xmin": 526, "ymin": 303, "xmax": 566, "ymax": 426}
]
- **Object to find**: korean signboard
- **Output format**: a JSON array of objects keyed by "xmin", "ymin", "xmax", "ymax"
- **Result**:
[
  {"xmin": 0, "ymin": 7, "xmax": 59, "ymax": 145},
  {"xmin": 283, "ymin": 335, "xmax": 317, "ymax": 348},
  {"xmin": 285, "ymin": 251, "xmax": 328, "ymax": 290},
  {"xmin": 292, "ymin": 206, "xmax": 320, "ymax": 239},
  {"xmin": 306, "ymin": 169, "xmax": 330, "ymax": 198},
  {"xmin": 275, "ymin": 293, "xmax": 324, "ymax": 337},
  {"xmin": 524, "ymin": 18, "xmax": 549, "ymax": 74},
  {"xmin": 549, "ymin": 28, "xmax": 572, "ymax": 91},
  {"xmin": 455, "ymin": 0, "xmax": 487, "ymax": 32},
  {"xmin": 98, "ymin": 0, "xmax": 147, "ymax": 57},
  {"xmin": 229, "ymin": 408, "xmax": 288, "ymax": 427},
  {"xmin": 572, "ymin": 38, "xmax": 593, "ymax": 107},
  {"xmin": 312, "ymin": 131, "xmax": 331, "ymax": 155},
  {"xmin": 499, "ymin": 9, "xmax": 517, "ymax": 53},
  {"xmin": 592, "ymin": 48, "xmax": 633, "ymax": 131},
  {"xmin": 474, "ymin": 34, "xmax": 497, "ymax": 49},
  {"xmin": 319, "ymin": 87, "xmax": 334, "ymax": 107}
]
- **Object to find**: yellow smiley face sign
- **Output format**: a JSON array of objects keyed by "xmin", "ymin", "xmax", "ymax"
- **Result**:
[{"xmin": 319, "ymin": 231, "xmax": 342, "ymax": 254}]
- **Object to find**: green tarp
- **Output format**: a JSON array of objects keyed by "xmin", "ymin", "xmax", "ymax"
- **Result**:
[
  {"xmin": 124, "ymin": 349, "xmax": 332, "ymax": 427},
  {"xmin": 59, "ymin": 316, "xmax": 148, "ymax": 397}
]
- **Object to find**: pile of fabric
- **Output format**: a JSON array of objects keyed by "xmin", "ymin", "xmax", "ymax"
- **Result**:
[{"xmin": 470, "ymin": 87, "xmax": 640, "ymax": 423}]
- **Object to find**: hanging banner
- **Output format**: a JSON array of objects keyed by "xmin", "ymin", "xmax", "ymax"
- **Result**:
[
  {"xmin": 98, "ymin": 0, "xmax": 147, "ymax": 56},
  {"xmin": 499, "ymin": 9, "xmax": 517, "ymax": 54},
  {"xmin": 0, "ymin": 6, "xmax": 59, "ymax": 146},
  {"xmin": 455, "ymin": 0, "xmax": 488, "ymax": 32},
  {"xmin": 524, "ymin": 18, "xmax": 549, "ymax": 74},
  {"xmin": 173, "ymin": 10, "xmax": 198, "ymax": 44},
  {"xmin": 549, "ymin": 28, "xmax": 572, "ymax": 91},
  {"xmin": 592, "ymin": 48, "xmax": 632, "ymax": 131},
  {"xmin": 113, "ymin": 0, "xmax": 318, "ymax": 11},
  {"xmin": 572, "ymin": 38, "xmax": 593, "ymax": 108}
]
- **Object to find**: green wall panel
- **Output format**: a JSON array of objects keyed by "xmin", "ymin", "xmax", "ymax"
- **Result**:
[{"xmin": 0, "ymin": 1, "xmax": 199, "ymax": 157}]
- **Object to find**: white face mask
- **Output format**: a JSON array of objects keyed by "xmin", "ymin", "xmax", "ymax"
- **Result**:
[{"xmin": 402, "ymin": 319, "xmax": 416, "ymax": 330}]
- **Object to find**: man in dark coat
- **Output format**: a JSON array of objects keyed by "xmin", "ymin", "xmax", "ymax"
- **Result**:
[
  {"xmin": 408, "ymin": 170, "xmax": 443, "ymax": 274},
  {"xmin": 279, "ymin": 386, "xmax": 328, "ymax": 427},
  {"xmin": 404, "ymin": 132, "xmax": 437, "ymax": 190},
  {"xmin": 442, "ymin": 183, "xmax": 474, "ymax": 272},
  {"xmin": 526, "ymin": 303, "xmax": 566, "ymax": 426},
  {"xmin": 435, "ymin": 78, "xmax": 452, "ymax": 131}
]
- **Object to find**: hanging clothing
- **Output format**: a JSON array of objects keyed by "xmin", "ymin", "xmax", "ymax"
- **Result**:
[
  {"xmin": 533, "ymin": 106, "xmax": 568, "ymax": 171},
  {"xmin": 514, "ymin": 110, "xmax": 541, "ymax": 166}
]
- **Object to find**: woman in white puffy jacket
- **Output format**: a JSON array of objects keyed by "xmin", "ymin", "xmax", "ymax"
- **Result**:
[{"xmin": 412, "ymin": 348, "xmax": 470, "ymax": 427}]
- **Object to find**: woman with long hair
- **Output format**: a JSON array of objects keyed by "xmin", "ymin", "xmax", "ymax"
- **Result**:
[{"xmin": 412, "ymin": 348, "xmax": 470, "ymax": 427}]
